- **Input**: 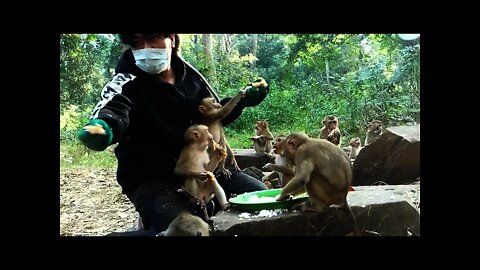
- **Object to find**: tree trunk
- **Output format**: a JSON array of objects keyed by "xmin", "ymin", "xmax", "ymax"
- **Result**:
[
  {"xmin": 220, "ymin": 34, "xmax": 233, "ymax": 53},
  {"xmin": 250, "ymin": 34, "xmax": 258, "ymax": 69},
  {"xmin": 202, "ymin": 34, "xmax": 216, "ymax": 83}
]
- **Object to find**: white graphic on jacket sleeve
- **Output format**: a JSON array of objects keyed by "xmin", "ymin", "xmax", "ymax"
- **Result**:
[{"xmin": 90, "ymin": 73, "xmax": 136, "ymax": 119}]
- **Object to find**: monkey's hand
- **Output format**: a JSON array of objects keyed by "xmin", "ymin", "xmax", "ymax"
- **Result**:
[
  {"xmin": 219, "ymin": 168, "xmax": 232, "ymax": 179},
  {"xmin": 276, "ymin": 193, "xmax": 292, "ymax": 201},
  {"xmin": 262, "ymin": 163, "xmax": 274, "ymax": 171},
  {"xmin": 263, "ymin": 180, "xmax": 273, "ymax": 189},
  {"xmin": 77, "ymin": 119, "xmax": 113, "ymax": 151},
  {"xmin": 197, "ymin": 172, "xmax": 210, "ymax": 181},
  {"xmin": 231, "ymin": 158, "xmax": 241, "ymax": 171},
  {"xmin": 251, "ymin": 136, "xmax": 261, "ymax": 141}
]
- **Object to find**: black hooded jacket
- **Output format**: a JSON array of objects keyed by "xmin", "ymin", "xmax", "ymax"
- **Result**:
[{"xmin": 90, "ymin": 49, "xmax": 245, "ymax": 196}]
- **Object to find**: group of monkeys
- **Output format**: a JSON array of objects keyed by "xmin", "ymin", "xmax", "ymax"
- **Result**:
[{"xmin": 158, "ymin": 87, "xmax": 385, "ymax": 236}]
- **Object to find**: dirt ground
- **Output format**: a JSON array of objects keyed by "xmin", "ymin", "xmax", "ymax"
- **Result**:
[{"xmin": 60, "ymin": 168, "xmax": 138, "ymax": 236}]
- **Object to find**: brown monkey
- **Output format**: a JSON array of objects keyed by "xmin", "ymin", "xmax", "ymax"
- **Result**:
[
  {"xmin": 348, "ymin": 137, "xmax": 362, "ymax": 161},
  {"xmin": 251, "ymin": 120, "xmax": 274, "ymax": 155},
  {"xmin": 277, "ymin": 132, "xmax": 359, "ymax": 235},
  {"xmin": 198, "ymin": 89, "xmax": 245, "ymax": 178},
  {"xmin": 319, "ymin": 115, "xmax": 342, "ymax": 147},
  {"xmin": 157, "ymin": 211, "xmax": 210, "ymax": 236},
  {"xmin": 262, "ymin": 135, "xmax": 295, "ymax": 187},
  {"xmin": 174, "ymin": 124, "xmax": 229, "ymax": 220},
  {"xmin": 365, "ymin": 120, "xmax": 383, "ymax": 145}
]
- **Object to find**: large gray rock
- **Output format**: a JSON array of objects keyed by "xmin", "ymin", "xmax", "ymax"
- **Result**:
[
  {"xmin": 211, "ymin": 185, "xmax": 420, "ymax": 236},
  {"xmin": 352, "ymin": 125, "xmax": 420, "ymax": 185},
  {"xmin": 234, "ymin": 149, "xmax": 275, "ymax": 170}
]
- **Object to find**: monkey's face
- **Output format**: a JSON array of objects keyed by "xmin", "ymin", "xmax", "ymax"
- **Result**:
[
  {"xmin": 197, "ymin": 126, "xmax": 213, "ymax": 149},
  {"xmin": 368, "ymin": 120, "xmax": 383, "ymax": 134},
  {"xmin": 327, "ymin": 119, "xmax": 337, "ymax": 130},
  {"xmin": 273, "ymin": 136, "xmax": 286, "ymax": 155},
  {"xmin": 199, "ymin": 97, "xmax": 221, "ymax": 114},
  {"xmin": 255, "ymin": 120, "xmax": 268, "ymax": 131},
  {"xmin": 283, "ymin": 138, "xmax": 298, "ymax": 163},
  {"xmin": 349, "ymin": 138, "xmax": 361, "ymax": 147}
]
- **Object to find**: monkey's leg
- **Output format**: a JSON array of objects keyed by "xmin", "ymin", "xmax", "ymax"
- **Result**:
[
  {"xmin": 208, "ymin": 178, "xmax": 230, "ymax": 210},
  {"xmin": 253, "ymin": 140, "xmax": 263, "ymax": 154},
  {"xmin": 201, "ymin": 206, "xmax": 211, "ymax": 221},
  {"xmin": 292, "ymin": 200, "xmax": 328, "ymax": 213}
]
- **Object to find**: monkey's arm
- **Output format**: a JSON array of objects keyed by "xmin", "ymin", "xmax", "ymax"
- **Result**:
[
  {"xmin": 266, "ymin": 164, "xmax": 295, "ymax": 176},
  {"xmin": 278, "ymin": 160, "xmax": 314, "ymax": 200},
  {"xmin": 263, "ymin": 171, "xmax": 279, "ymax": 181},
  {"xmin": 261, "ymin": 132, "xmax": 274, "ymax": 141},
  {"xmin": 212, "ymin": 90, "xmax": 245, "ymax": 121},
  {"xmin": 174, "ymin": 153, "xmax": 209, "ymax": 179},
  {"xmin": 225, "ymin": 141, "xmax": 241, "ymax": 171},
  {"xmin": 174, "ymin": 165, "xmax": 207, "ymax": 180},
  {"xmin": 206, "ymin": 156, "xmax": 222, "ymax": 172}
]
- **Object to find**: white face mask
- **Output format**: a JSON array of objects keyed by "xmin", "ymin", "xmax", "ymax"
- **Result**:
[{"xmin": 131, "ymin": 48, "xmax": 169, "ymax": 74}]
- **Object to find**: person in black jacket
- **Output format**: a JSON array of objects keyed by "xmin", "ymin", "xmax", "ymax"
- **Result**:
[{"xmin": 78, "ymin": 33, "xmax": 269, "ymax": 233}]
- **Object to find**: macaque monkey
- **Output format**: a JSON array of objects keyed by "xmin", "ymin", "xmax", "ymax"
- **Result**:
[
  {"xmin": 262, "ymin": 135, "xmax": 295, "ymax": 187},
  {"xmin": 277, "ymin": 132, "xmax": 359, "ymax": 235},
  {"xmin": 157, "ymin": 211, "xmax": 210, "ymax": 236},
  {"xmin": 199, "ymin": 90, "xmax": 245, "ymax": 179},
  {"xmin": 251, "ymin": 120, "xmax": 274, "ymax": 155},
  {"xmin": 348, "ymin": 137, "xmax": 362, "ymax": 161},
  {"xmin": 174, "ymin": 124, "xmax": 229, "ymax": 220},
  {"xmin": 319, "ymin": 115, "xmax": 342, "ymax": 147},
  {"xmin": 365, "ymin": 120, "xmax": 383, "ymax": 145}
]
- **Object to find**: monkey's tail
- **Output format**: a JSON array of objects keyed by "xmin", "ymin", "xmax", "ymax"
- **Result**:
[{"xmin": 345, "ymin": 203, "xmax": 361, "ymax": 236}]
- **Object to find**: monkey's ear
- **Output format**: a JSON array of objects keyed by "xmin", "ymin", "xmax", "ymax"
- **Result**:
[
  {"xmin": 198, "ymin": 105, "xmax": 206, "ymax": 114},
  {"xmin": 287, "ymin": 138, "xmax": 297, "ymax": 149},
  {"xmin": 193, "ymin": 131, "xmax": 199, "ymax": 140}
]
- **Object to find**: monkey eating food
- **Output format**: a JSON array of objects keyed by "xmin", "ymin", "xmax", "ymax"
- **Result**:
[
  {"xmin": 174, "ymin": 124, "xmax": 230, "ymax": 220},
  {"xmin": 199, "ymin": 89, "xmax": 245, "ymax": 178},
  {"xmin": 277, "ymin": 132, "xmax": 359, "ymax": 235},
  {"xmin": 319, "ymin": 115, "xmax": 342, "ymax": 147},
  {"xmin": 251, "ymin": 120, "xmax": 274, "ymax": 155}
]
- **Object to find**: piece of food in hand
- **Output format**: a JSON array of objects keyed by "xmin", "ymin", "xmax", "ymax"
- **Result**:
[
  {"xmin": 83, "ymin": 124, "xmax": 106, "ymax": 135},
  {"xmin": 212, "ymin": 141, "xmax": 228, "ymax": 159},
  {"xmin": 242, "ymin": 78, "xmax": 270, "ymax": 107},
  {"xmin": 251, "ymin": 78, "xmax": 268, "ymax": 88},
  {"xmin": 206, "ymin": 171, "xmax": 216, "ymax": 181}
]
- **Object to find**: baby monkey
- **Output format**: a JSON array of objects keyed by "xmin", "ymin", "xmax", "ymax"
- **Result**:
[
  {"xmin": 199, "ymin": 89, "xmax": 245, "ymax": 178},
  {"xmin": 157, "ymin": 211, "xmax": 210, "ymax": 236},
  {"xmin": 174, "ymin": 124, "xmax": 229, "ymax": 220}
]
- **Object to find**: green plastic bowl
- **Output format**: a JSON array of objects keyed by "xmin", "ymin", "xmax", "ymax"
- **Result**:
[{"xmin": 229, "ymin": 188, "xmax": 309, "ymax": 211}]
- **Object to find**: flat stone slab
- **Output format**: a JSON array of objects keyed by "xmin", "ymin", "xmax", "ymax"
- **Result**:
[
  {"xmin": 234, "ymin": 149, "xmax": 275, "ymax": 170},
  {"xmin": 211, "ymin": 184, "xmax": 420, "ymax": 236}
]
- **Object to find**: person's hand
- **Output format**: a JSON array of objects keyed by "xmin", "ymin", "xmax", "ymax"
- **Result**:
[
  {"xmin": 241, "ymin": 78, "xmax": 270, "ymax": 107},
  {"xmin": 77, "ymin": 119, "xmax": 113, "ymax": 151}
]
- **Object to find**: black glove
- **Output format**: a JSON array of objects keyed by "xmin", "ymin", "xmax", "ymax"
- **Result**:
[{"xmin": 241, "ymin": 78, "xmax": 270, "ymax": 107}]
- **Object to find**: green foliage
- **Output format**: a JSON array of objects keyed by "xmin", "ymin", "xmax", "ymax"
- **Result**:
[
  {"xmin": 60, "ymin": 34, "xmax": 120, "ymax": 107},
  {"xmin": 60, "ymin": 141, "xmax": 116, "ymax": 170}
]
